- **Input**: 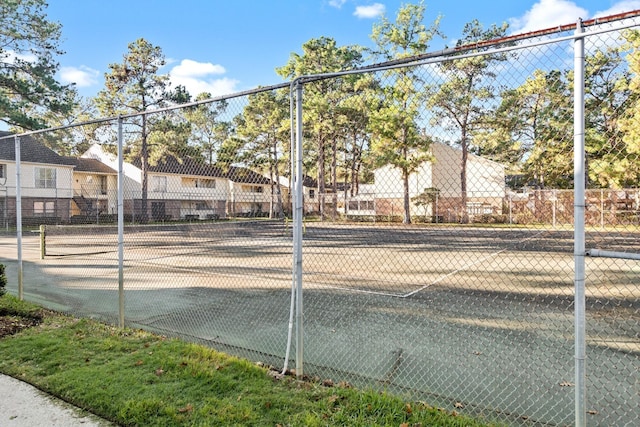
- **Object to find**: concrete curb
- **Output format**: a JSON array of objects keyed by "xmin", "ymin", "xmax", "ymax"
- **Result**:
[{"xmin": 0, "ymin": 374, "xmax": 115, "ymax": 426}]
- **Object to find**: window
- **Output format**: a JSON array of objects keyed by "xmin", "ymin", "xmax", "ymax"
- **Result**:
[
  {"xmin": 33, "ymin": 201, "xmax": 55, "ymax": 216},
  {"xmin": 197, "ymin": 179, "xmax": 216, "ymax": 188},
  {"xmin": 195, "ymin": 201, "xmax": 210, "ymax": 210},
  {"xmin": 151, "ymin": 176, "xmax": 167, "ymax": 192},
  {"xmin": 349, "ymin": 200, "xmax": 374, "ymax": 210},
  {"xmin": 0, "ymin": 164, "xmax": 6, "ymax": 179},
  {"xmin": 309, "ymin": 189, "xmax": 315, "ymax": 199},
  {"xmin": 241, "ymin": 185, "xmax": 264, "ymax": 193},
  {"xmin": 151, "ymin": 202, "xmax": 166, "ymax": 220},
  {"xmin": 467, "ymin": 202, "xmax": 493, "ymax": 215},
  {"xmin": 181, "ymin": 177, "xmax": 195, "ymax": 187},
  {"xmin": 100, "ymin": 176, "xmax": 108, "ymax": 195},
  {"xmin": 35, "ymin": 168, "xmax": 56, "ymax": 189}
]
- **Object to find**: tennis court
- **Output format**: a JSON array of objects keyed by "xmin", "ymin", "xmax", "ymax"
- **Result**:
[
  {"xmin": 42, "ymin": 221, "xmax": 638, "ymax": 299},
  {"xmin": 3, "ymin": 221, "xmax": 639, "ymax": 426}
]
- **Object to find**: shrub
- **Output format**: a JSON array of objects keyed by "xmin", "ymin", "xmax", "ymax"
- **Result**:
[
  {"xmin": 0, "ymin": 264, "xmax": 6, "ymax": 297},
  {"xmin": 474, "ymin": 214, "xmax": 508, "ymax": 224}
]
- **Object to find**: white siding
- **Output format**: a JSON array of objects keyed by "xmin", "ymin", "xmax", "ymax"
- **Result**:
[
  {"xmin": 147, "ymin": 173, "xmax": 231, "ymax": 202},
  {"xmin": 374, "ymin": 162, "xmax": 434, "ymax": 199},
  {"xmin": 82, "ymin": 144, "xmax": 141, "ymax": 200},
  {"xmin": 431, "ymin": 143, "xmax": 505, "ymax": 198},
  {"xmin": 0, "ymin": 162, "xmax": 73, "ymax": 198}
]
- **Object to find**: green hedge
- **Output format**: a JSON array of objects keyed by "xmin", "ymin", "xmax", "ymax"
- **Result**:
[{"xmin": 0, "ymin": 264, "xmax": 6, "ymax": 297}]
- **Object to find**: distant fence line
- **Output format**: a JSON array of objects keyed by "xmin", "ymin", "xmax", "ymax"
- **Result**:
[{"xmin": 2, "ymin": 187, "xmax": 637, "ymax": 229}]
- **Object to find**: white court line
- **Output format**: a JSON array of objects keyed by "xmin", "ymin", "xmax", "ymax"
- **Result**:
[
  {"xmin": 307, "ymin": 229, "xmax": 553, "ymax": 299},
  {"xmin": 402, "ymin": 248, "xmax": 508, "ymax": 298},
  {"xmin": 239, "ymin": 229, "xmax": 555, "ymax": 299},
  {"xmin": 402, "ymin": 229, "xmax": 550, "ymax": 298},
  {"xmin": 304, "ymin": 282, "xmax": 406, "ymax": 298},
  {"xmin": 301, "ymin": 246, "xmax": 511, "ymax": 299}
]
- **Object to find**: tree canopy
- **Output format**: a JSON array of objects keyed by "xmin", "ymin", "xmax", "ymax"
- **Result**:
[
  {"xmin": 369, "ymin": 1, "xmax": 441, "ymax": 224},
  {"xmin": 95, "ymin": 38, "xmax": 185, "ymax": 222},
  {"xmin": 277, "ymin": 36, "xmax": 365, "ymax": 219},
  {"xmin": 0, "ymin": 0, "xmax": 75, "ymax": 130}
]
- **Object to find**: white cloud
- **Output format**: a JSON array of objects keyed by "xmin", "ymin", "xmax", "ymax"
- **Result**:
[
  {"xmin": 59, "ymin": 65, "xmax": 100, "ymax": 87},
  {"xmin": 354, "ymin": 3, "xmax": 385, "ymax": 19},
  {"xmin": 164, "ymin": 57, "xmax": 179, "ymax": 66},
  {"xmin": 171, "ymin": 59, "xmax": 226, "ymax": 78},
  {"xmin": 508, "ymin": 0, "xmax": 640, "ymax": 35},
  {"xmin": 169, "ymin": 59, "xmax": 238, "ymax": 97},
  {"xmin": 593, "ymin": 0, "xmax": 640, "ymax": 18},
  {"xmin": 1, "ymin": 49, "xmax": 37, "ymax": 64},
  {"xmin": 509, "ymin": 0, "xmax": 588, "ymax": 34},
  {"xmin": 588, "ymin": 1, "xmax": 640, "ymax": 53},
  {"xmin": 329, "ymin": 0, "xmax": 347, "ymax": 8}
]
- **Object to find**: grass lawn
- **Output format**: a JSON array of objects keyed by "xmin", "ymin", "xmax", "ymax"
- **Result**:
[{"xmin": 0, "ymin": 294, "xmax": 502, "ymax": 426}]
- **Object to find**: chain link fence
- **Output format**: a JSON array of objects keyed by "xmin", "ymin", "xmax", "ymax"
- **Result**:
[{"xmin": 0, "ymin": 13, "xmax": 638, "ymax": 427}]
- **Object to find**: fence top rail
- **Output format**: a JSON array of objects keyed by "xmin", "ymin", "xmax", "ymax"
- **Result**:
[
  {"xmin": 588, "ymin": 248, "xmax": 640, "ymax": 260},
  {"xmin": 292, "ymin": 10, "xmax": 640, "ymax": 88},
  {"xmin": 0, "ymin": 82, "xmax": 289, "ymax": 143},
  {"xmin": 459, "ymin": 9, "xmax": 640, "ymax": 51}
]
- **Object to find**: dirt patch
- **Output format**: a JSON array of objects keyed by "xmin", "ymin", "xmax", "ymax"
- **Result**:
[{"xmin": 0, "ymin": 315, "xmax": 42, "ymax": 339}]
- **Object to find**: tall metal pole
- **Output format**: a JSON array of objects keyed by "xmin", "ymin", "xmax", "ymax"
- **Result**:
[
  {"xmin": 294, "ymin": 81, "xmax": 304, "ymax": 379},
  {"xmin": 117, "ymin": 118, "xmax": 125, "ymax": 328},
  {"xmin": 573, "ymin": 19, "xmax": 587, "ymax": 427},
  {"xmin": 282, "ymin": 82, "xmax": 298, "ymax": 375},
  {"xmin": 14, "ymin": 136, "xmax": 23, "ymax": 300}
]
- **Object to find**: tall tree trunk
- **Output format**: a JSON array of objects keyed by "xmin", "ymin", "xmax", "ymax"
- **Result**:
[
  {"xmin": 318, "ymin": 132, "xmax": 326, "ymax": 220},
  {"xmin": 331, "ymin": 136, "xmax": 338, "ymax": 220},
  {"xmin": 141, "ymin": 114, "xmax": 149, "ymax": 224},
  {"xmin": 272, "ymin": 142, "xmax": 284, "ymax": 219},
  {"xmin": 208, "ymin": 142, "xmax": 214, "ymax": 164},
  {"xmin": 344, "ymin": 140, "xmax": 349, "ymax": 216},
  {"xmin": 403, "ymin": 168, "xmax": 411, "ymax": 224},
  {"xmin": 350, "ymin": 131, "xmax": 362, "ymax": 197},
  {"xmin": 460, "ymin": 129, "xmax": 469, "ymax": 224},
  {"xmin": 402, "ymin": 129, "xmax": 412, "ymax": 224}
]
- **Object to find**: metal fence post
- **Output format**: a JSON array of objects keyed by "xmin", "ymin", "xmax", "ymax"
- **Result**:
[
  {"xmin": 294, "ymin": 80, "xmax": 304, "ymax": 379},
  {"xmin": 573, "ymin": 18, "xmax": 587, "ymax": 427},
  {"xmin": 14, "ymin": 136, "xmax": 23, "ymax": 300},
  {"xmin": 39, "ymin": 225, "xmax": 46, "ymax": 259},
  {"xmin": 118, "ymin": 117, "xmax": 125, "ymax": 328}
]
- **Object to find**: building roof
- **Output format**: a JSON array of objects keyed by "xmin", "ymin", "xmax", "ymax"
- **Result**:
[
  {"xmin": 0, "ymin": 131, "xmax": 76, "ymax": 166},
  {"xmin": 132, "ymin": 155, "xmax": 274, "ymax": 185},
  {"xmin": 64, "ymin": 157, "xmax": 117, "ymax": 174},
  {"xmin": 226, "ymin": 165, "xmax": 273, "ymax": 185},
  {"xmin": 302, "ymin": 175, "xmax": 317, "ymax": 188}
]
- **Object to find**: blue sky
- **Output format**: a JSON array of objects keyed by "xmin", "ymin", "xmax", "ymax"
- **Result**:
[{"xmin": 46, "ymin": 0, "xmax": 640, "ymax": 99}]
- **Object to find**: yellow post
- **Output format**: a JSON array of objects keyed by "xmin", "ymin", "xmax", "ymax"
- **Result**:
[{"xmin": 39, "ymin": 225, "xmax": 46, "ymax": 259}]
